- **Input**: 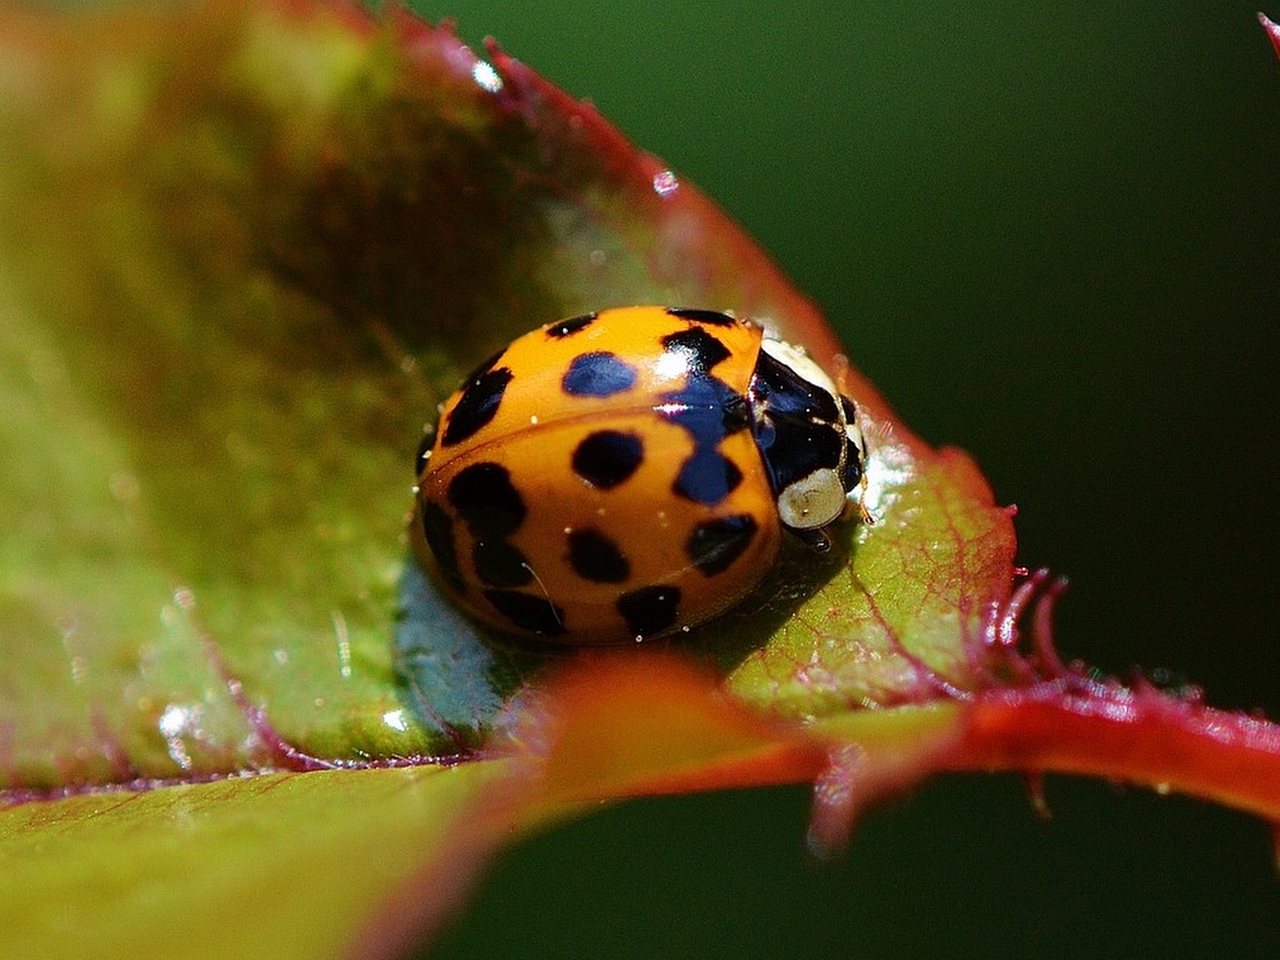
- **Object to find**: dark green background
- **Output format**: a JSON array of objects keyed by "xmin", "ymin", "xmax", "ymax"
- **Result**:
[{"xmin": 406, "ymin": 2, "xmax": 1280, "ymax": 957}]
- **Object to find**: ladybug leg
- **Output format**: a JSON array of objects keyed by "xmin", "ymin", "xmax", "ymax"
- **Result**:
[
  {"xmin": 790, "ymin": 525, "xmax": 832, "ymax": 553},
  {"xmin": 807, "ymin": 741, "xmax": 866, "ymax": 858},
  {"xmin": 838, "ymin": 494, "xmax": 872, "ymax": 525},
  {"xmin": 854, "ymin": 477, "xmax": 874, "ymax": 526}
]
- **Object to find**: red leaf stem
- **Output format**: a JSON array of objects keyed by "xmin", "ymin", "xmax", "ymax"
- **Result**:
[{"xmin": 952, "ymin": 682, "xmax": 1280, "ymax": 822}]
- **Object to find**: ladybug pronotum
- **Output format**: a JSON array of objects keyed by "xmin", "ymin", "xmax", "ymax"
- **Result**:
[{"xmin": 412, "ymin": 306, "xmax": 869, "ymax": 645}]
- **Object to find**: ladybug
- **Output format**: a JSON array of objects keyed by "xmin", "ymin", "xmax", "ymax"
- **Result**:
[{"xmin": 412, "ymin": 306, "xmax": 869, "ymax": 645}]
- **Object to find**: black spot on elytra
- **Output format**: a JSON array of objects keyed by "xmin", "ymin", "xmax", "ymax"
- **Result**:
[
  {"xmin": 441, "ymin": 366, "xmax": 513, "ymax": 447},
  {"xmin": 653, "ymin": 328, "xmax": 750, "ymax": 507},
  {"xmin": 660, "ymin": 327, "xmax": 732, "ymax": 373},
  {"xmin": 566, "ymin": 529, "xmax": 630, "ymax": 583},
  {"xmin": 473, "ymin": 539, "xmax": 532, "ymax": 588},
  {"xmin": 686, "ymin": 514, "xmax": 759, "ymax": 576},
  {"xmin": 420, "ymin": 500, "xmax": 463, "ymax": 592},
  {"xmin": 616, "ymin": 584, "xmax": 681, "ymax": 638},
  {"xmin": 673, "ymin": 448, "xmax": 743, "ymax": 505},
  {"xmin": 572, "ymin": 430, "xmax": 644, "ymax": 489},
  {"xmin": 721, "ymin": 392, "xmax": 751, "ymax": 433},
  {"xmin": 665, "ymin": 307, "xmax": 736, "ymax": 327},
  {"xmin": 546, "ymin": 312, "xmax": 598, "ymax": 338},
  {"xmin": 562, "ymin": 351, "xmax": 638, "ymax": 398},
  {"xmin": 484, "ymin": 589, "xmax": 565, "ymax": 637},
  {"xmin": 460, "ymin": 347, "xmax": 506, "ymax": 387},
  {"xmin": 447, "ymin": 462, "xmax": 525, "ymax": 537},
  {"xmin": 662, "ymin": 372, "xmax": 749, "ymax": 440}
]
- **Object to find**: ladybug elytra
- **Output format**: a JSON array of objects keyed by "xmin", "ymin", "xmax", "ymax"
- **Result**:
[{"xmin": 413, "ymin": 306, "xmax": 868, "ymax": 645}]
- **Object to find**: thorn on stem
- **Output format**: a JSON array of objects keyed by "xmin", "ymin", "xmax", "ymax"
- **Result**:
[
  {"xmin": 807, "ymin": 742, "xmax": 866, "ymax": 859},
  {"xmin": 1259, "ymin": 13, "xmax": 1280, "ymax": 66},
  {"xmin": 1032, "ymin": 574, "xmax": 1070, "ymax": 677},
  {"xmin": 1271, "ymin": 820, "xmax": 1280, "ymax": 876},
  {"xmin": 1024, "ymin": 772, "xmax": 1053, "ymax": 820}
]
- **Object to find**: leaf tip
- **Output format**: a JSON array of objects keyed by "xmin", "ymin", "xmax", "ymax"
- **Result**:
[{"xmin": 1260, "ymin": 11, "xmax": 1280, "ymax": 63}]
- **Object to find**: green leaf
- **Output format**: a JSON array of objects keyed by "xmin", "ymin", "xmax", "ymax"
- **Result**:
[
  {"xmin": 0, "ymin": 763, "xmax": 511, "ymax": 958},
  {"xmin": 710, "ymin": 446, "xmax": 1015, "ymax": 714},
  {"xmin": 4, "ymin": 0, "xmax": 1003, "ymax": 769}
]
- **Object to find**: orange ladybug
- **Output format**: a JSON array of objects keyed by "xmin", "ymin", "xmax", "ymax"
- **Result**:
[{"xmin": 413, "ymin": 306, "xmax": 868, "ymax": 644}]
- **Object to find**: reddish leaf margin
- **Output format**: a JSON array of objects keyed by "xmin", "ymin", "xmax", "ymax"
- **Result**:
[{"xmin": 1261, "ymin": 12, "xmax": 1280, "ymax": 62}]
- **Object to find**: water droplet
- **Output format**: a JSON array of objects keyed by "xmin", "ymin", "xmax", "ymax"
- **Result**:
[
  {"xmin": 471, "ymin": 60, "xmax": 503, "ymax": 93},
  {"xmin": 332, "ymin": 609, "xmax": 352, "ymax": 679},
  {"xmin": 652, "ymin": 169, "xmax": 679, "ymax": 197},
  {"xmin": 158, "ymin": 703, "xmax": 192, "ymax": 738},
  {"xmin": 158, "ymin": 703, "xmax": 202, "ymax": 769}
]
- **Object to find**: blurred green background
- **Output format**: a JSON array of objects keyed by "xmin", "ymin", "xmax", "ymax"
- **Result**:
[{"xmin": 405, "ymin": 2, "xmax": 1280, "ymax": 957}]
